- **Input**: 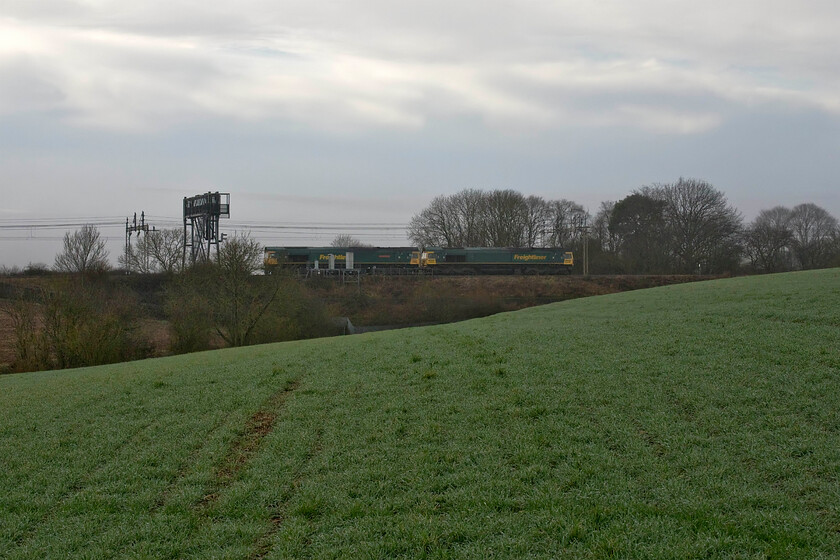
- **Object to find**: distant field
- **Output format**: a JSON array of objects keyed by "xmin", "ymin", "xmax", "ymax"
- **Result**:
[{"xmin": 1, "ymin": 269, "xmax": 838, "ymax": 558}]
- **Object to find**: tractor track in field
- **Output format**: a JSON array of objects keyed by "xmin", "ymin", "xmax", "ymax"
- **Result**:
[
  {"xmin": 149, "ymin": 413, "xmax": 231, "ymax": 512},
  {"xmin": 105, "ymin": 377, "xmax": 304, "ymax": 560},
  {"xmin": 179, "ymin": 372, "xmax": 327, "ymax": 560},
  {"xmin": 250, "ymin": 425, "xmax": 325, "ymax": 560},
  {"xmin": 197, "ymin": 378, "xmax": 301, "ymax": 510}
]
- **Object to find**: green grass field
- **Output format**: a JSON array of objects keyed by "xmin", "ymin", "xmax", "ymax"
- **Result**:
[{"xmin": 1, "ymin": 269, "xmax": 839, "ymax": 559}]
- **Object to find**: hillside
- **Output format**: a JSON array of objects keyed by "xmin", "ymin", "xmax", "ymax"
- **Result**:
[
  {"xmin": 1, "ymin": 269, "xmax": 839, "ymax": 558},
  {"xmin": 0, "ymin": 273, "xmax": 711, "ymax": 370}
]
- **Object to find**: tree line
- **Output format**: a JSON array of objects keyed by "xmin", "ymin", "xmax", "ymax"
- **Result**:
[
  {"xmin": 408, "ymin": 188, "xmax": 584, "ymax": 249},
  {"xmin": 1, "ymin": 229, "xmax": 333, "ymax": 373},
  {"xmin": 408, "ymin": 178, "xmax": 840, "ymax": 275},
  {"xmin": 37, "ymin": 224, "xmax": 185, "ymax": 276},
  {"xmin": 2, "ymin": 178, "xmax": 838, "ymax": 373}
]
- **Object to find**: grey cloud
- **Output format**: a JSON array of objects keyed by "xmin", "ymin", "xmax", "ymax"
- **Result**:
[
  {"xmin": 2, "ymin": 0, "xmax": 840, "ymax": 267},
  {"xmin": 3, "ymin": 1, "xmax": 840, "ymax": 133},
  {"xmin": 0, "ymin": 56, "xmax": 65, "ymax": 113}
]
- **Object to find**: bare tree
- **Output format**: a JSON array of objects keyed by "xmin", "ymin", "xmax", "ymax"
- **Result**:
[
  {"xmin": 408, "ymin": 194, "xmax": 460, "ymax": 247},
  {"xmin": 831, "ymin": 229, "xmax": 840, "ymax": 267},
  {"xmin": 331, "ymin": 234, "xmax": 372, "ymax": 247},
  {"xmin": 483, "ymin": 189, "xmax": 527, "ymax": 247},
  {"xmin": 408, "ymin": 189, "xmax": 588, "ymax": 249},
  {"xmin": 587, "ymin": 200, "xmax": 624, "ymax": 273},
  {"xmin": 450, "ymin": 189, "xmax": 487, "ymax": 246},
  {"xmin": 120, "ymin": 233, "xmax": 156, "ymax": 274},
  {"xmin": 522, "ymin": 196, "xmax": 549, "ymax": 247},
  {"xmin": 788, "ymin": 203, "xmax": 838, "ymax": 269},
  {"xmin": 743, "ymin": 206, "xmax": 794, "ymax": 272},
  {"xmin": 120, "ymin": 228, "xmax": 184, "ymax": 274},
  {"xmin": 593, "ymin": 201, "xmax": 618, "ymax": 253},
  {"xmin": 644, "ymin": 178, "xmax": 742, "ymax": 274},
  {"xmin": 171, "ymin": 233, "xmax": 267, "ymax": 349},
  {"xmin": 216, "ymin": 232, "xmax": 264, "ymax": 275},
  {"xmin": 408, "ymin": 189, "xmax": 494, "ymax": 247},
  {"xmin": 148, "ymin": 229, "xmax": 185, "ymax": 274},
  {"xmin": 168, "ymin": 234, "xmax": 333, "ymax": 351},
  {"xmin": 54, "ymin": 225, "xmax": 110, "ymax": 274},
  {"xmin": 544, "ymin": 199, "xmax": 585, "ymax": 247},
  {"xmin": 213, "ymin": 233, "xmax": 281, "ymax": 346}
]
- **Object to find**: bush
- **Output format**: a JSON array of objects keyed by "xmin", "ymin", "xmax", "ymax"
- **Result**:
[
  {"xmin": 164, "ymin": 265, "xmax": 215, "ymax": 353},
  {"xmin": 44, "ymin": 278, "xmax": 149, "ymax": 369},
  {"xmin": 165, "ymin": 262, "xmax": 336, "ymax": 352},
  {"xmin": 4, "ymin": 276, "xmax": 151, "ymax": 372},
  {"xmin": 2, "ymin": 299, "xmax": 48, "ymax": 373},
  {"xmin": 250, "ymin": 278, "xmax": 336, "ymax": 343}
]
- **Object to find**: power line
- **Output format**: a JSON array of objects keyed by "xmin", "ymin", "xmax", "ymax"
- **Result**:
[
  {"xmin": 0, "ymin": 216, "xmax": 126, "ymax": 223},
  {"xmin": 0, "ymin": 236, "xmax": 129, "ymax": 241},
  {"xmin": 144, "ymin": 215, "xmax": 407, "ymax": 226},
  {"xmin": 0, "ymin": 219, "xmax": 409, "ymax": 231},
  {"xmin": 0, "ymin": 221, "xmax": 126, "ymax": 230},
  {"xmin": 0, "ymin": 215, "xmax": 413, "ymax": 251}
]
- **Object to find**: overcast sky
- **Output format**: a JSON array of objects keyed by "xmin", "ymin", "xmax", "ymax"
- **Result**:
[{"xmin": 1, "ymin": 1, "xmax": 839, "ymax": 267}]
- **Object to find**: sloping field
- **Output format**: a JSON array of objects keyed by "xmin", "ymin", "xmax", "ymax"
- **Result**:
[{"xmin": 1, "ymin": 269, "xmax": 839, "ymax": 559}]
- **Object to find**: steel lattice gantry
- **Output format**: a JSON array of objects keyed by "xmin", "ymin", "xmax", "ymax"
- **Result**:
[{"xmin": 183, "ymin": 192, "xmax": 230, "ymax": 266}]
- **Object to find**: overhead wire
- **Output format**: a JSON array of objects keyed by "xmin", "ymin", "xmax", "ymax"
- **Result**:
[{"xmin": 0, "ymin": 215, "xmax": 412, "ymax": 242}]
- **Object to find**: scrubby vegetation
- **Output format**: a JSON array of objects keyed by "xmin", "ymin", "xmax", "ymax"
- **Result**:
[
  {"xmin": 310, "ymin": 273, "xmax": 713, "ymax": 326},
  {"xmin": 2, "ymin": 276, "xmax": 151, "ymax": 372},
  {"xmin": 1, "ymin": 265, "xmax": 708, "ymax": 373},
  {"xmin": 1, "ymin": 269, "xmax": 838, "ymax": 558},
  {"xmin": 0, "ymin": 259, "xmax": 336, "ymax": 373}
]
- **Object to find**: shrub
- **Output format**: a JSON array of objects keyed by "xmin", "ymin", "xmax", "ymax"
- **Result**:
[
  {"xmin": 166, "ymin": 262, "xmax": 336, "ymax": 352},
  {"xmin": 42, "ymin": 278, "xmax": 148, "ymax": 369},
  {"xmin": 164, "ymin": 266, "xmax": 215, "ymax": 353},
  {"xmin": 2, "ymin": 299, "xmax": 48, "ymax": 373},
  {"xmin": 250, "ymin": 278, "xmax": 336, "ymax": 343},
  {"xmin": 4, "ymin": 276, "xmax": 151, "ymax": 372}
]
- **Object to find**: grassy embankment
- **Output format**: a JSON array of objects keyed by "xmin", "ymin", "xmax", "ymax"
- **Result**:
[
  {"xmin": 311, "ymin": 274, "xmax": 714, "ymax": 326},
  {"xmin": 1, "ymin": 269, "xmax": 838, "ymax": 558},
  {"xmin": 0, "ymin": 274, "xmax": 712, "ymax": 369}
]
